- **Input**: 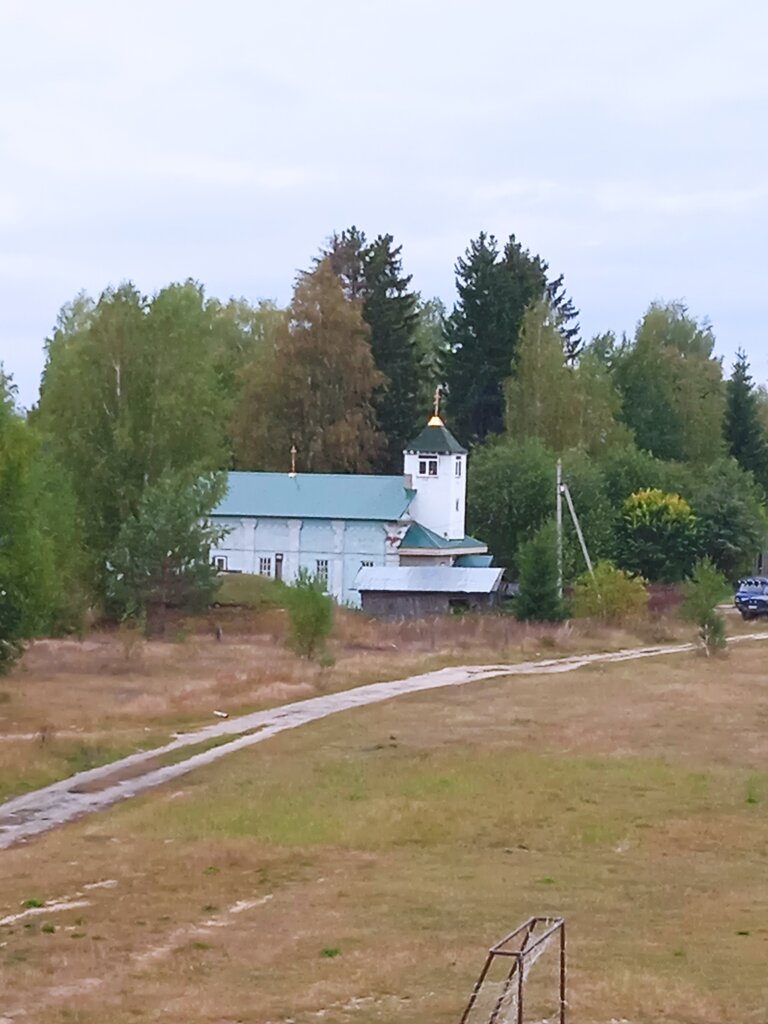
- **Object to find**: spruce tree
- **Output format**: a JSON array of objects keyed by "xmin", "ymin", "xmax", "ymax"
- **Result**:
[
  {"xmin": 444, "ymin": 233, "xmax": 512, "ymax": 444},
  {"xmin": 323, "ymin": 229, "xmax": 421, "ymax": 470},
  {"xmin": 444, "ymin": 233, "xmax": 580, "ymax": 446},
  {"xmin": 724, "ymin": 349, "xmax": 768, "ymax": 488},
  {"xmin": 362, "ymin": 234, "xmax": 421, "ymax": 471},
  {"xmin": 515, "ymin": 520, "xmax": 566, "ymax": 622}
]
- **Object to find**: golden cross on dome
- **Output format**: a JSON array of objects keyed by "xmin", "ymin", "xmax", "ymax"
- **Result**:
[{"xmin": 428, "ymin": 385, "xmax": 444, "ymax": 426}]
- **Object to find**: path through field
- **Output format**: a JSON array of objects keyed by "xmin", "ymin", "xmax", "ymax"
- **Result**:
[{"xmin": 2, "ymin": 633, "xmax": 766, "ymax": 850}]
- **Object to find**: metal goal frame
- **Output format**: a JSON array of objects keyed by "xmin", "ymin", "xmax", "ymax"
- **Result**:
[{"xmin": 459, "ymin": 916, "xmax": 566, "ymax": 1024}]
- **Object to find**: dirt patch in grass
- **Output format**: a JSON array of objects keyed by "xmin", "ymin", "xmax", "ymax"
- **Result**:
[{"xmin": 0, "ymin": 642, "xmax": 767, "ymax": 1022}]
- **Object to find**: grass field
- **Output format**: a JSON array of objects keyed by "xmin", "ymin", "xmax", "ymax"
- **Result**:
[
  {"xmin": 0, "ymin": 604, "xmax": 693, "ymax": 803},
  {"xmin": 1, "ymin": 636, "xmax": 767, "ymax": 1023}
]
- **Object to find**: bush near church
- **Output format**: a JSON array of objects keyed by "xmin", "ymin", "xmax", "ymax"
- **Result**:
[{"xmin": 571, "ymin": 561, "xmax": 647, "ymax": 624}]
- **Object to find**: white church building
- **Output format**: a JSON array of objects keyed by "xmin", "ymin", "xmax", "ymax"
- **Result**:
[{"xmin": 210, "ymin": 410, "xmax": 494, "ymax": 608}]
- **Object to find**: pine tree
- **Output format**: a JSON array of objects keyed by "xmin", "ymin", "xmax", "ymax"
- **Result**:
[
  {"xmin": 233, "ymin": 260, "xmax": 383, "ymax": 473},
  {"xmin": 724, "ymin": 349, "xmax": 768, "ymax": 488}
]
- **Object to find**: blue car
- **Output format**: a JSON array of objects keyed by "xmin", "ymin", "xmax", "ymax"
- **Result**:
[{"xmin": 734, "ymin": 577, "xmax": 768, "ymax": 619}]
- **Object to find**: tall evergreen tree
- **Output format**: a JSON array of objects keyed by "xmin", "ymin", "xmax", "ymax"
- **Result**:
[
  {"xmin": 444, "ymin": 232, "xmax": 580, "ymax": 446},
  {"xmin": 233, "ymin": 259, "xmax": 383, "ymax": 473},
  {"xmin": 724, "ymin": 349, "xmax": 768, "ymax": 488},
  {"xmin": 322, "ymin": 229, "xmax": 421, "ymax": 470},
  {"xmin": 362, "ymin": 234, "xmax": 420, "ymax": 470},
  {"xmin": 444, "ymin": 233, "xmax": 513, "ymax": 444}
]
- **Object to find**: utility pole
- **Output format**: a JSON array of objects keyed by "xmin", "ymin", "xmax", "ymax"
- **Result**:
[{"xmin": 556, "ymin": 459, "xmax": 563, "ymax": 598}]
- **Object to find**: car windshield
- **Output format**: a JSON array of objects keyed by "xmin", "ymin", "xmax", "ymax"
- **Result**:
[{"xmin": 739, "ymin": 580, "xmax": 768, "ymax": 594}]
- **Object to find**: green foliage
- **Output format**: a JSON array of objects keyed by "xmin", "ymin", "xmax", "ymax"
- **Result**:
[
  {"xmin": 36, "ymin": 282, "xmax": 229, "ymax": 589},
  {"xmin": 681, "ymin": 559, "xmax": 729, "ymax": 654},
  {"xmin": 412, "ymin": 296, "xmax": 449, "ymax": 414},
  {"xmin": 681, "ymin": 458, "xmax": 767, "ymax": 579},
  {"xmin": 724, "ymin": 350, "xmax": 768, "ymax": 490},
  {"xmin": 515, "ymin": 521, "xmax": 566, "ymax": 622},
  {"xmin": 613, "ymin": 302, "xmax": 725, "ymax": 463},
  {"xmin": 681, "ymin": 558, "xmax": 730, "ymax": 625},
  {"xmin": 570, "ymin": 561, "xmax": 647, "ymax": 623},
  {"xmin": 505, "ymin": 307, "xmax": 631, "ymax": 457},
  {"xmin": 232, "ymin": 259, "xmax": 384, "ymax": 473},
  {"xmin": 322, "ymin": 227, "xmax": 422, "ymax": 470},
  {"xmin": 214, "ymin": 573, "xmax": 286, "ymax": 610},
  {"xmin": 445, "ymin": 233, "xmax": 578, "ymax": 445},
  {"xmin": 106, "ymin": 472, "xmax": 227, "ymax": 636},
  {"xmin": 285, "ymin": 568, "xmax": 333, "ymax": 659},
  {"xmin": 618, "ymin": 488, "xmax": 699, "ymax": 582},
  {"xmin": 467, "ymin": 437, "xmax": 554, "ymax": 576}
]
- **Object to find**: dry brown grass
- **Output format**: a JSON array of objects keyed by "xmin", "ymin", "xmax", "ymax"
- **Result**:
[{"xmin": 1, "ymin": 637, "xmax": 767, "ymax": 1023}]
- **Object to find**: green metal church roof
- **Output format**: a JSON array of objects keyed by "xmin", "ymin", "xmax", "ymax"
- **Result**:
[
  {"xmin": 399, "ymin": 522, "xmax": 487, "ymax": 551},
  {"xmin": 404, "ymin": 421, "xmax": 467, "ymax": 455},
  {"xmin": 214, "ymin": 471, "xmax": 415, "ymax": 521}
]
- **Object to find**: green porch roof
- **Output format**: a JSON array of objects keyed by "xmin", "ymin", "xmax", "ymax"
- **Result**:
[
  {"xmin": 399, "ymin": 522, "xmax": 487, "ymax": 551},
  {"xmin": 214, "ymin": 471, "xmax": 415, "ymax": 521}
]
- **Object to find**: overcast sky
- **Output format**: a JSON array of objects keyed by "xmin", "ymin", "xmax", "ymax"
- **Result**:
[{"xmin": 1, "ymin": 0, "xmax": 766, "ymax": 409}]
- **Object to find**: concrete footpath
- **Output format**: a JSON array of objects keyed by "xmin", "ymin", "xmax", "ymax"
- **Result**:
[{"xmin": 2, "ymin": 633, "xmax": 766, "ymax": 850}]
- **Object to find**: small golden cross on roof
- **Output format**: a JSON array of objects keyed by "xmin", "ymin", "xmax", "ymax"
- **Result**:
[{"xmin": 433, "ymin": 384, "xmax": 442, "ymax": 419}]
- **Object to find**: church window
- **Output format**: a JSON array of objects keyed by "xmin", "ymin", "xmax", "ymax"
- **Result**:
[
  {"xmin": 455, "ymin": 457, "xmax": 462, "ymax": 477},
  {"xmin": 213, "ymin": 556, "xmax": 228, "ymax": 571},
  {"xmin": 316, "ymin": 559, "xmax": 329, "ymax": 588},
  {"xmin": 418, "ymin": 457, "xmax": 438, "ymax": 477},
  {"xmin": 259, "ymin": 556, "xmax": 272, "ymax": 576}
]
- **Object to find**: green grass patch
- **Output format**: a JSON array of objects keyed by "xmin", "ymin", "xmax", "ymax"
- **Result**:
[{"xmin": 214, "ymin": 573, "xmax": 287, "ymax": 610}]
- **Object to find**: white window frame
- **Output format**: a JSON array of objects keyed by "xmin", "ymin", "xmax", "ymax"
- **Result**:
[
  {"xmin": 418, "ymin": 457, "xmax": 438, "ymax": 477},
  {"xmin": 455, "ymin": 457, "xmax": 462, "ymax": 477},
  {"xmin": 213, "ymin": 555, "xmax": 228, "ymax": 572},
  {"xmin": 259, "ymin": 556, "xmax": 272, "ymax": 577},
  {"xmin": 316, "ymin": 559, "xmax": 329, "ymax": 589}
]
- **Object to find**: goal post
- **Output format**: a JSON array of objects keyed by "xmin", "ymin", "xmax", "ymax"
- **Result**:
[{"xmin": 459, "ymin": 917, "xmax": 566, "ymax": 1024}]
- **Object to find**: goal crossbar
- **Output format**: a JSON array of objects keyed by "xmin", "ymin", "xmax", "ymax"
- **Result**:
[{"xmin": 459, "ymin": 917, "xmax": 566, "ymax": 1024}]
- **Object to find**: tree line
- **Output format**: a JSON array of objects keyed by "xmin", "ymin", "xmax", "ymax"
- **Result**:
[{"xmin": 1, "ymin": 226, "xmax": 767, "ymax": 664}]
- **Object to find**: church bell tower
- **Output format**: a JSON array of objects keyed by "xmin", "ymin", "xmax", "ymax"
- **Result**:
[{"xmin": 402, "ymin": 389, "xmax": 468, "ymax": 540}]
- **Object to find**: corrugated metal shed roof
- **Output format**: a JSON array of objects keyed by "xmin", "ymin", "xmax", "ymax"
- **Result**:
[
  {"xmin": 354, "ymin": 566, "xmax": 503, "ymax": 594},
  {"xmin": 399, "ymin": 522, "xmax": 487, "ymax": 551},
  {"xmin": 214, "ymin": 472, "xmax": 414, "ymax": 521}
]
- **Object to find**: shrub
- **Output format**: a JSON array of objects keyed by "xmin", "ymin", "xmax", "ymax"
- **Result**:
[
  {"xmin": 285, "ymin": 568, "xmax": 333, "ymax": 658},
  {"xmin": 570, "ymin": 561, "xmax": 647, "ymax": 623},
  {"xmin": 515, "ymin": 521, "xmax": 566, "ymax": 623},
  {"xmin": 681, "ymin": 558, "xmax": 729, "ymax": 655},
  {"xmin": 617, "ymin": 488, "xmax": 698, "ymax": 582}
]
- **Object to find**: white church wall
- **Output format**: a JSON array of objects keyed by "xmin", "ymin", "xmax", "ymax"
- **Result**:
[{"xmin": 403, "ymin": 450, "xmax": 467, "ymax": 540}]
